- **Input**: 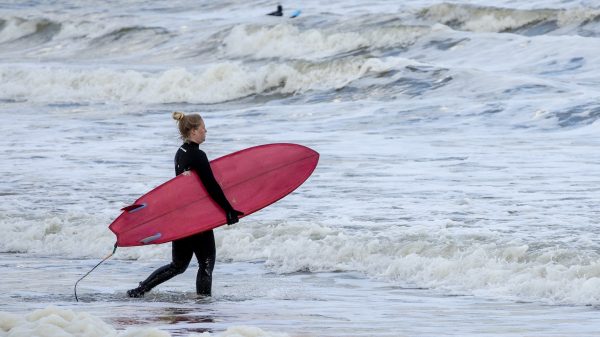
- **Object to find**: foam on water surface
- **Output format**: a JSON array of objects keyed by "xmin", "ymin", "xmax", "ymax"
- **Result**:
[{"xmin": 3, "ymin": 256, "xmax": 600, "ymax": 337}]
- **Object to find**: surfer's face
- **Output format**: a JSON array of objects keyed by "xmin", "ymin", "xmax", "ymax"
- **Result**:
[{"xmin": 189, "ymin": 120, "xmax": 207, "ymax": 144}]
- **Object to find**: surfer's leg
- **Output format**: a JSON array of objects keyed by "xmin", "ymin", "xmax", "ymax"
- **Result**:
[
  {"xmin": 127, "ymin": 239, "xmax": 193, "ymax": 297},
  {"xmin": 193, "ymin": 230, "xmax": 216, "ymax": 296}
]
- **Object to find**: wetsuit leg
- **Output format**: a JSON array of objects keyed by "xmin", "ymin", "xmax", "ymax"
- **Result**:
[
  {"xmin": 128, "ymin": 238, "xmax": 193, "ymax": 297},
  {"xmin": 192, "ymin": 230, "xmax": 216, "ymax": 296}
]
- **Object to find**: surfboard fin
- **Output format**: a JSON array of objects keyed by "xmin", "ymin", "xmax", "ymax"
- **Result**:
[
  {"xmin": 140, "ymin": 233, "xmax": 162, "ymax": 244},
  {"xmin": 121, "ymin": 203, "xmax": 147, "ymax": 213}
]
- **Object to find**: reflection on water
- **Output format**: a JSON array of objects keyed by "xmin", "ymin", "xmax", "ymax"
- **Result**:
[{"xmin": 112, "ymin": 306, "xmax": 219, "ymax": 335}]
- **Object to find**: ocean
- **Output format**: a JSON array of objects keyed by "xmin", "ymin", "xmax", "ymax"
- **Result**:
[{"xmin": 2, "ymin": 0, "xmax": 600, "ymax": 336}]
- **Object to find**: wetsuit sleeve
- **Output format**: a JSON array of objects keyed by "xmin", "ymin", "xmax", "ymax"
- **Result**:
[{"xmin": 192, "ymin": 150, "xmax": 234, "ymax": 212}]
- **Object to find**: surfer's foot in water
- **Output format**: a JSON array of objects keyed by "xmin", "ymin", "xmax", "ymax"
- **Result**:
[
  {"xmin": 195, "ymin": 291, "xmax": 212, "ymax": 302},
  {"xmin": 127, "ymin": 285, "xmax": 146, "ymax": 298}
]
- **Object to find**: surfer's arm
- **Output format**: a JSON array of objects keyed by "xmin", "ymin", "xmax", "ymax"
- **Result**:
[{"xmin": 193, "ymin": 150, "xmax": 235, "ymax": 212}]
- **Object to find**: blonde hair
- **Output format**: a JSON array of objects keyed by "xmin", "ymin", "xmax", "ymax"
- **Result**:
[{"xmin": 172, "ymin": 111, "xmax": 203, "ymax": 141}]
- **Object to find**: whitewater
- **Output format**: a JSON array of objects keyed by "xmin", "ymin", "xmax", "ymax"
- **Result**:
[{"xmin": 2, "ymin": 0, "xmax": 600, "ymax": 336}]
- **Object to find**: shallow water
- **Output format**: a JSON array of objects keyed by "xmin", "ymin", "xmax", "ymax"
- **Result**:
[{"xmin": 3, "ymin": 254, "xmax": 600, "ymax": 337}]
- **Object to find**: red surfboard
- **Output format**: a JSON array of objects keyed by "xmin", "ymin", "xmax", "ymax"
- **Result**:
[{"xmin": 109, "ymin": 143, "xmax": 319, "ymax": 247}]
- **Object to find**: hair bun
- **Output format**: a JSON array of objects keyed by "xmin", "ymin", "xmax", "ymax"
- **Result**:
[{"xmin": 172, "ymin": 111, "xmax": 185, "ymax": 121}]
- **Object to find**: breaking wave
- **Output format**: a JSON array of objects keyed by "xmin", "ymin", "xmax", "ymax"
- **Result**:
[
  {"xmin": 0, "ymin": 57, "xmax": 442, "ymax": 104},
  {"xmin": 0, "ymin": 17, "xmax": 61, "ymax": 44},
  {"xmin": 217, "ymin": 220, "xmax": 600, "ymax": 306},
  {"xmin": 418, "ymin": 3, "xmax": 600, "ymax": 36},
  {"xmin": 3, "ymin": 211, "xmax": 600, "ymax": 306},
  {"xmin": 221, "ymin": 23, "xmax": 429, "ymax": 60}
]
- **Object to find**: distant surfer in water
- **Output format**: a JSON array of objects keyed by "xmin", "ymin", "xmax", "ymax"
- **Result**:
[
  {"xmin": 127, "ymin": 112, "xmax": 243, "ymax": 298},
  {"xmin": 267, "ymin": 4, "xmax": 283, "ymax": 16},
  {"xmin": 266, "ymin": 4, "xmax": 300, "ymax": 18}
]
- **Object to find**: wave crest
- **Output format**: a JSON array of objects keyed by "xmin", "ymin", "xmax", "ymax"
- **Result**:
[
  {"xmin": 218, "ymin": 220, "xmax": 600, "ymax": 306},
  {"xmin": 222, "ymin": 23, "xmax": 429, "ymax": 60},
  {"xmin": 0, "ymin": 57, "xmax": 423, "ymax": 104},
  {"xmin": 0, "ymin": 17, "xmax": 61, "ymax": 44},
  {"xmin": 418, "ymin": 3, "xmax": 600, "ymax": 36}
]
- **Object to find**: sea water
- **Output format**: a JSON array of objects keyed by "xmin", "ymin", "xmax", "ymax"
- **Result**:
[{"xmin": 2, "ymin": 0, "xmax": 600, "ymax": 336}]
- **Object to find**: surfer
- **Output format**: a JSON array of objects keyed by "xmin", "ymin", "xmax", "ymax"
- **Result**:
[
  {"xmin": 127, "ymin": 112, "xmax": 243, "ymax": 298},
  {"xmin": 267, "ymin": 4, "xmax": 283, "ymax": 16},
  {"xmin": 266, "ymin": 4, "xmax": 300, "ymax": 18}
]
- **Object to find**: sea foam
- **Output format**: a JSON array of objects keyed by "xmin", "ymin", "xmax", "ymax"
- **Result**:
[{"xmin": 0, "ymin": 307, "xmax": 288, "ymax": 337}]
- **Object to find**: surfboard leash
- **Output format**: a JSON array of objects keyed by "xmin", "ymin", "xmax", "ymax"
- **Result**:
[{"xmin": 74, "ymin": 242, "xmax": 118, "ymax": 302}]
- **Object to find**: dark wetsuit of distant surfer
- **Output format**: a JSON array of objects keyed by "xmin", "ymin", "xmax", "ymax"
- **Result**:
[
  {"xmin": 267, "ymin": 5, "xmax": 283, "ymax": 16},
  {"xmin": 127, "ymin": 112, "xmax": 243, "ymax": 298}
]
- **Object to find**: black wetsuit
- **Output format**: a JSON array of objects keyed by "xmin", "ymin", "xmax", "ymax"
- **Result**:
[
  {"xmin": 267, "ymin": 5, "xmax": 283, "ymax": 16},
  {"xmin": 133, "ymin": 142, "xmax": 235, "ymax": 296}
]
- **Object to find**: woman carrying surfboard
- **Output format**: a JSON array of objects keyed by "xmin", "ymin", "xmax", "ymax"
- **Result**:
[{"xmin": 127, "ymin": 112, "xmax": 243, "ymax": 298}]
